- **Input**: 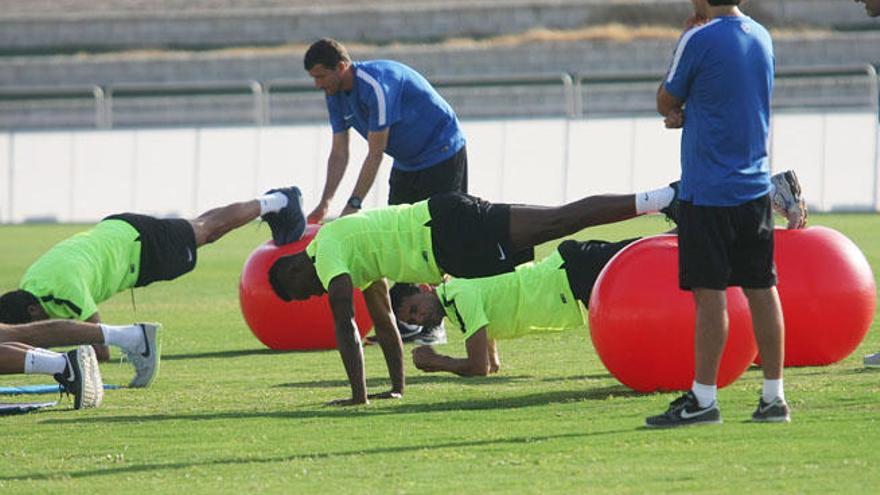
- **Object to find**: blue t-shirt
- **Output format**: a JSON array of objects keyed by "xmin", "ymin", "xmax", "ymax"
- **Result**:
[
  {"xmin": 664, "ymin": 16, "xmax": 774, "ymax": 206},
  {"xmin": 325, "ymin": 60, "xmax": 466, "ymax": 171}
]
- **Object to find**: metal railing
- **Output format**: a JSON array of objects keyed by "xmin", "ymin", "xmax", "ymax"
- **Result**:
[{"xmin": 0, "ymin": 66, "xmax": 876, "ymax": 129}]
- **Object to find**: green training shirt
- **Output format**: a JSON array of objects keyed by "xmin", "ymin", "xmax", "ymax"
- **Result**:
[
  {"xmin": 305, "ymin": 201, "xmax": 443, "ymax": 290},
  {"xmin": 20, "ymin": 219, "xmax": 141, "ymax": 320},
  {"xmin": 437, "ymin": 250, "xmax": 586, "ymax": 341}
]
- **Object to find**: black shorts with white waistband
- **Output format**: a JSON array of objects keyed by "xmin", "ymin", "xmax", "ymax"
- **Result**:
[
  {"xmin": 103, "ymin": 213, "xmax": 198, "ymax": 287},
  {"xmin": 677, "ymin": 195, "xmax": 777, "ymax": 291},
  {"xmin": 427, "ymin": 192, "xmax": 534, "ymax": 278}
]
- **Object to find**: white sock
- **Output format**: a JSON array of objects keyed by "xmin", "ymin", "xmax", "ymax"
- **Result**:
[
  {"xmin": 23, "ymin": 348, "xmax": 68, "ymax": 375},
  {"xmin": 258, "ymin": 192, "xmax": 289, "ymax": 215},
  {"xmin": 635, "ymin": 186, "xmax": 675, "ymax": 214},
  {"xmin": 691, "ymin": 380, "xmax": 717, "ymax": 408},
  {"xmin": 100, "ymin": 324, "xmax": 145, "ymax": 354},
  {"xmin": 762, "ymin": 378, "xmax": 784, "ymax": 403}
]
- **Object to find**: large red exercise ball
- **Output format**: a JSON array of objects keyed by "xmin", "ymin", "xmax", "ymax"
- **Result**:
[
  {"xmin": 767, "ymin": 226, "xmax": 876, "ymax": 366},
  {"xmin": 588, "ymin": 235, "xmax": 758, "ymax": 393},
  {"xmin": 239, "ymin": 224, "xmax": 373, "ymax": 350}
]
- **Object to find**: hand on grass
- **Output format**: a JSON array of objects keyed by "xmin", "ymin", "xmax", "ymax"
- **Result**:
[
  {"xmin": 412, "ymin": 345, "xmax": 441, "ymax": 372},
  {"xmin": 368, "ymin": 390, "xmax": 403, "ymax": 401}
]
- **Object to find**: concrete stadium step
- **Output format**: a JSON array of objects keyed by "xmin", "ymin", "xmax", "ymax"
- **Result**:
[{"xmin": 1, "ymin": 0, "xmax": 877, "ymax": 56}]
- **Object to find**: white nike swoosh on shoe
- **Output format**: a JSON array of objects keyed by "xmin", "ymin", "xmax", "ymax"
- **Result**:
[
  {"xmin": 758, "ymin": 401, "xmax": 782, "ymax": 414},
  {"xmin": 679, "ymin": 406, "xmax": 715, "ymax": 419}
]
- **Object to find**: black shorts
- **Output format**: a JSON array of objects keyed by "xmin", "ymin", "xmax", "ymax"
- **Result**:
[
  {"xmin": 427, "ymin": 192, "xmax": 534, "ymax": 278},
  {"xmin": 558, "ymin": 238, "xmax": 640, "ymax": 306},
  {"xmin": 677, "ymin": 195, "xmax": 777, "ymax": 291},
  {"xmin": 388, "ymin": 145, "xmax": 468, "ymax": 205},
  {"xmin": 103, "ymin": 213, "xmax": 198, "ymax": 288}
]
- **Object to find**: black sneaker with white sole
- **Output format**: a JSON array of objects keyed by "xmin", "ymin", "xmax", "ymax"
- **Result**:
[
  {"xmin": 262, "ymin": 186, "xmax": 306, "ymax": 245},
  {"xmin": 751, "ymin": 396, "xmax": 791, "ymax": 423},
  {"xmin": 645, "ymin": 391, "xmax": 721, "ymax": 428},
  {"xmin": 54, "ymin": 346, "xmax": 104, "ymax": 410},
  {"xmin": 412, "ymin": 324, "xmax": 447, "ymax": 345}
]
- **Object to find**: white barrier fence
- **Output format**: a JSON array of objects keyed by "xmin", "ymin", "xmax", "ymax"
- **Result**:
[{"xmin": 1, "ymin": 111, "xmax": 878, "ymax": 224}]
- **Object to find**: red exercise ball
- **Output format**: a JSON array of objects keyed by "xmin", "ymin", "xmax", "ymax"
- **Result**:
[
  {"xmin": 768, "ymin": 226, "xmax": 876, "ymax": 366},
  {"xmin": 239, "ymin": 224, "xmax": 373, "ymax": 350},
  {"xmin": 588, "ymin": 235, "xmax": 758, "ymax": 393}
]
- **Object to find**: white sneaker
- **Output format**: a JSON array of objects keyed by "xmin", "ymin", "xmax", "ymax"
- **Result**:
[
  {"xmin": 124, "ymin": 323, "xmax": 162, "ymax": 388},
  {"xmin": 770, "ymin": 170, "xmax": 807, "ymax": 229},
  {"xmin": 865, "ymin": 352, "xmax": 880, "ymax": 368},
  {"xmin": 55, "ymin": 345, "xmax": 104, "ymax": 409}
]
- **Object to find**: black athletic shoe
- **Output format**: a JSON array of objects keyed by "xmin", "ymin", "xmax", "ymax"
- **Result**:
[
  {"xmin": 659, "ymin": 181, "xmax": 680, "ymax": 225},
  {"xmin": 364, "ymin": 320, "xmax": 422, "ymax": 345},
  {"xmin": 751, "ymin": 396, "xmax": 791, "ymax": 423},
  {"xmin": 54, "ymin": 346, "xmax": 104, "ymax": 410},
  {"xmin": 412, "ymin": 324, "xmax": 447, "ymax": 345},
  {"xmin": 645, "ymin": 391, "xmax": 721, "ymax": 428},
  {"xmin": 261, "ymin": 186, "xmax": 305, "ymax": 246}
]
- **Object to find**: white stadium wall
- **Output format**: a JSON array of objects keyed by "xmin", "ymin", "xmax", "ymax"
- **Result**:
[{"xmin": 0, "ymin": 112, "xmax": 877, "ymax": 223}]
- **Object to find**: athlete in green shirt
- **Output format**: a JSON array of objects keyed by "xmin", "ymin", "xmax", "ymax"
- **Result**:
[
  {"xmin": 395, "ymin": 238, "xmax": 637, "ymax": 376},
  {"xmin": 0, "ymin": 186, "xmax": 305, "ymax": 387},
  {"xmin": 268, "ymin": 186, "xmax": 680, "ymax": 405}
]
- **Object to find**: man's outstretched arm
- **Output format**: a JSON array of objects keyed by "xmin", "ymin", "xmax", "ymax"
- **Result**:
[
  {"xmin": 327, "ymin": 274, "xmax": 368, "ymax": 405},
  {"xmin": 363, "ymin": 279, "xmax": 404, "ymax": 399},
  {"xmin": 412, "ymin": 327, "xmax": 493, "ymax": 377}
]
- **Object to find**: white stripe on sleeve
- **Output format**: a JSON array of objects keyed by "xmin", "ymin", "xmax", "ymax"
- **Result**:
[
  {"xmin": 356, "ymin": 69, "xmax": 387, "ymax": 127},
  {"xmin": 666, "ymin": 19, "xmax": 721, "ymax": 84}
]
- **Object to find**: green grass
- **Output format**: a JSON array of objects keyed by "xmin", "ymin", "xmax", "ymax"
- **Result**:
[{"xmin": 1, "ymin": 215, "xmax": 879, "ymax": 494}]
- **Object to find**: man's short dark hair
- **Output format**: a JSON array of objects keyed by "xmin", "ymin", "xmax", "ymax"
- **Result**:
[
  {"xmin": 0, "ymin": 290, "xmax": 39, "ymax": 324},
  {"xmin": 389, "ymin": 283, "xmax": 420, "ymax": 314},
  {"xmin": 304, "ymin": 38, "xmax": 351, "ymax": 71},
  {"xmin": 268, "ymin": 256, "xmax": 297, "ymax": 302},
  {"xmin": 707, "ymin": 0, "xmax": 741, "ymax": 5}
]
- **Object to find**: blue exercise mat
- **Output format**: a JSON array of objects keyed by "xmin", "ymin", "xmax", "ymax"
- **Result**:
[
  {"xmin": 0, "ymin": 401, "xmax": 58, "ymax": 415},
  {"xmin": 0, "ymin": 384, "xmax": 121, "ymax": 395}
]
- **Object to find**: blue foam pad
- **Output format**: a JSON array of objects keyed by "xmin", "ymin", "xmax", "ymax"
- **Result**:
[
  {"xmin": 0, "ymin": 384, "xmax": 121, "ymax": 395},
  {"xmin": 0, "ymin": 401, "xmax": 58, "ymax": 415}
]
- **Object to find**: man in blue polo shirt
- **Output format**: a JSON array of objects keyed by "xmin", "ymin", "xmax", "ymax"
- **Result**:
[
  {"xmin": 304, "ymin": 37, "xmax": 467, "ymax": 345},
  {"xmin": 645, "ymin": 0, "xmax": 803, "ymax": 428}
]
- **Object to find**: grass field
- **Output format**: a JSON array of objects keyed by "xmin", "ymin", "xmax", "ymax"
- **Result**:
[{"xmin": 1, "ymin": 214, "xmax": 878, "ymax": 494}]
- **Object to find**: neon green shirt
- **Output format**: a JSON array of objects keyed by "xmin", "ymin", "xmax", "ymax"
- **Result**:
[
  {"xmin": 437, "ymin": 250, "xmax": 586, "ymax": 341},
  {"xmin": 305, "ymin": 201, "xmax": 443, "ymax": 290},
  {"xmin": 20, "ymin": 219, "xmax": 141, "ymax": 320}
]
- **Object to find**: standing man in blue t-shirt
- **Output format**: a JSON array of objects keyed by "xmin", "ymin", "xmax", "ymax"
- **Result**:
[{"xmin": 645, "ymin": 0, "xmax": 802, "ymax": 428}]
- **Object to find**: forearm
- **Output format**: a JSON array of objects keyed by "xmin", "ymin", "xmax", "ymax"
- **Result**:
[
  {"xmin": 377, "ymin": 337, "xmax": 404, "ymax": 393},
  {"xmin": 423, "ymin": 351, "xmax": 488, "ymax": 377},
  {"xmin": 334, "ymin": 318, "xmax": 368, "ymax": 403},
  {"xmin": 349, "ymin": 151, "xmax": 384, "ymax": 201},
  {"xmin": 319, "ymin": 153, "xmax": 349, "ymax": 204},
  {"xmin": 364, "ymin": 280, "xmax": 404, "ymax": 394}
]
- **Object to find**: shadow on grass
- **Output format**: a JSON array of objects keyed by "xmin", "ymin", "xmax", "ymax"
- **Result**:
[
  {"xmin": 273, "ymin": 374, "xmax": 537, "ymax": 389},
  {"xmin": 41, "ymin": 385, "xmax": 646, "ymax": 427},
  {"xmin": 162, "ymin": 348, "xmax": 319, "ymax": 361},
  {"xmin": 0, "ymin": 428, "xmax": 634, "ymax": 482}
]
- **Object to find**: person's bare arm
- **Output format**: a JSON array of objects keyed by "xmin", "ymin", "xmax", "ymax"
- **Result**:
[
  {"xmin": 308, "ymin": 131, "xmax": 350, "ymax": 224},
  {"xmin": 362, "ymin": 279, "xmax": 404, "ymax": 400},
  {"xmin": 488, "ymin": 338, "xmax": 500, "ymax": 374},
  {"xmin": 326, "ymin": 274, "xmax": 368, "ymax": 406},
  {"xmin": 656, "ymin": 84, "xmax": 684, "ymax": 129},
  {"xmin": 339, "ymin": 129, "xmax": 389, "ymax": 217},
  {"xmin": 411, "ymin": 327, "xmax": 492, "ymax": 377}
]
